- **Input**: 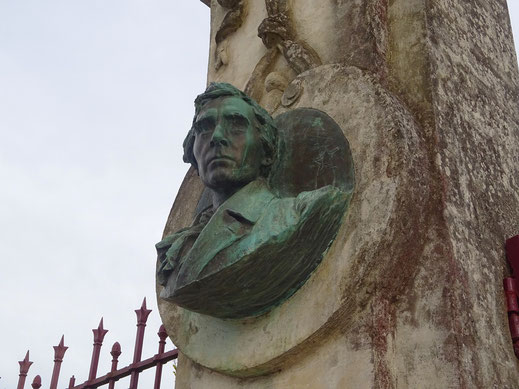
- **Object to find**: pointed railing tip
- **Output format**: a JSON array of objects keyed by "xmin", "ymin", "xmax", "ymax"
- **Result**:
[
  {"xmin": 135, "ymin": 297, "xmax": 152, "ymax": 324},
  {"xmin": 57, "ymin": 335, "xmax": 67, "ymax": 348},
  {"xmin": 19, "ymin": 350, "xmax": 33, "ymax": 370},
  {"xmin": 92, "ymin": 318, "xmax": 109, "ymax": 343},
  {"xmin": 53, "ymin": 334, "xmax": 69, "ymax": 359}
]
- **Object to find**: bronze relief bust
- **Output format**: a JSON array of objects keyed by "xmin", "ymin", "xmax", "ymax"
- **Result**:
[{"xmin": 157, "ymin": 83, "xmax": 354, "ymax": 319}]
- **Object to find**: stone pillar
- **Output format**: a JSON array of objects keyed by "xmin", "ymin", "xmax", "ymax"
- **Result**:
[{"xmin": 160, "ymin": 1, "xmax": 519, "ymax": 387}]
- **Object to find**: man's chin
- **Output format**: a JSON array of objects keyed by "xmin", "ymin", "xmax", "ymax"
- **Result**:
[{"xmin": 204, "ymin": 172, "xmax": 255, "ymax": 192}]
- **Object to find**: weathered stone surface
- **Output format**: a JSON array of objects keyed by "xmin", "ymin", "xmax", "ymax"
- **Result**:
[
  {"xmin": 422, "ymin": 1, "xmax": 519, "ymax": 386},
  {"xmin": 207, "ymin": 0, "xmax": 387, "ymax": 98},
  {"xmin": 162, "ymin": 1, "xmax": 519, "ymax": 387}
]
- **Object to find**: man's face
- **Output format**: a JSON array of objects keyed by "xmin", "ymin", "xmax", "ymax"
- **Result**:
[{"xmin": 192, "ymin": 96, "xmax": 267, "ymax": 192}]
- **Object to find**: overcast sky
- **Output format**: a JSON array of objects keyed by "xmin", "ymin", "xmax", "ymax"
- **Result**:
[
  {"xmin": 0, "ymin": 1, "xmax": 209, "ymax": 388},
  {"xmin": 1, "ymin": 2, "xmax": 519, "ymax": 388}
]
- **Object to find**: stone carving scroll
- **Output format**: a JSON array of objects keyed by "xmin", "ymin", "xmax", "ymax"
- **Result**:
[
  {"xmin": 259, "ymin": 0, "xmax": 321, "ymax": 74},
  {"xmin": 245, "ymin": 0, "xmax": 321, "ymax": 103},
  {"xmin": 214, "ymin": 0, "xmax": 247, "ymax": 70}
]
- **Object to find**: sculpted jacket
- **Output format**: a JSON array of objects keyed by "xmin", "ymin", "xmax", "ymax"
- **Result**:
[{"xmin": 156, "ymin": 178, "xmax": 350, "ymax": 318}]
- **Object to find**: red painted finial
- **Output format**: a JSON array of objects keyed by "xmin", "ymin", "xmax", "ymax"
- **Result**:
[
  {"xmin": 111, "ymin": 342, "xmax": 122, "ymax": 358},
  {"xmin": 92, "ymin": 318, "xmax": 109, "ymax": 344},
  {"xmin": 53, "ymin": 335, "xmax": 68, "ymax": 361},
  {"xmin": 158, "ymin": 324, "xmax": 168, "ymax": 341},
  {"xmin": 135, "ymin": 298, "xmax": 152, "ymax": 325},
  {"xmin": 129, "ymin": 298, "xmax": 153, "ymax": 389},
  {"xmin": 31, "ymin": 375, "xmax": 42, "ymax": 389},
  {"xmin": 19, "ymin": 350, "xmax": 33, "ymax": 373}
]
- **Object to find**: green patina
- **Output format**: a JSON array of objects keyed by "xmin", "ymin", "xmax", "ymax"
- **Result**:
[
  {"xmin": 312, "ymin": 117, "xmax": 324, "ymax": 127},
  {"xmin": 157, "ymin": 83, "xmax": 354, "ymax": 319}
]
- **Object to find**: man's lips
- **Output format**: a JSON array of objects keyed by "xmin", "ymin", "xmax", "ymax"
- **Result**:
[
  {"xmin": 207, "ymin": 155, "xmax": 234, "ymax": 166},
  {"xmin": 207, "ymin": 155, "xmax": 235, "ymax": 165}
]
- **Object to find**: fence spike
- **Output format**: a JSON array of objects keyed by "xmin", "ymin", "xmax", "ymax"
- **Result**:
[
  {"xmin": 17, "ymin": 350, "xmax": 33, "ymax": 389},
  {"xmin": 14, "ymin": 302, "xmax": 179, "ymax": 389},
  {"xmin": 129, "ymin": 298, "xmax": 152, "ymax": 389},
  {"xmin": 31, "ymin": 375, "xmax": 42, "ymax": 389},
  {"xmin": 135, "ymin": 297, "xmax": 152, "ymax": 324},
  {"xmin": 54, "ymin": 335, "xmax": 68, "ymax": 359},
  {"xmin": 50, "ymin": 335, "xmax": 68, "ymax": 389},
  {"xmin": 153, "ymin": 325, "xmax": 169, "ymax": 389},
  {"xmin": 88, "ymin": 318, "xmax": 109, "ymax": 382}
]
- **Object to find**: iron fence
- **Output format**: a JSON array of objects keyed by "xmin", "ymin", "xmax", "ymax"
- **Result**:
[{"xmin": 16, "ymin": 298, "xmax": 177, "ymax": 389}]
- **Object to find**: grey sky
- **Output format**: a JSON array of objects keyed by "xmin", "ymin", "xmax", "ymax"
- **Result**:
[
  {"xmin": 0, "ymin": 1, "xmax": 209, "ymax": 387},
  {"xmin": 1, "ymin": 2, "xmax": 518, "ymax": 388}
]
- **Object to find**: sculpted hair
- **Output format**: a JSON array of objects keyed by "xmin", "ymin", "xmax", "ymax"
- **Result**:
[{"xmin": 182, "ymin": 82, "xmax": 278, "ymax": 177}]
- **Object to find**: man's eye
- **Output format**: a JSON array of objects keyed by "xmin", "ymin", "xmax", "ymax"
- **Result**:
[
  {"xmin": 194, "ymin": 120, "xmax": 214, "ymax": 134},
  {"xmin": 229, "ymin": 116, "xmax": 248, "ymax": 129}
]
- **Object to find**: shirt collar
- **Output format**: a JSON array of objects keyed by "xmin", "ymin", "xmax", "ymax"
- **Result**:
[{"xmin": 215, "ymin": 179, "xmax": 276, "ymax": 224}]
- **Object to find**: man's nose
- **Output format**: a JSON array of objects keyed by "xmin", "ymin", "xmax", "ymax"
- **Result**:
[{"xmin": 210, "ymin": 124, "xmax": 230, "ymax": 147}]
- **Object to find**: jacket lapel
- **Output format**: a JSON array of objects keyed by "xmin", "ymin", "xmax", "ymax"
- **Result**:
[{"xmin": 175, "ymin": 179, "xmax": 275, "ymax": 290}]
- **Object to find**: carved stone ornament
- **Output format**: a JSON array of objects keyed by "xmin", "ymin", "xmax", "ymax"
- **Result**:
[
  {"xmin": 261, "ymin": 0, "xmax": 321, "ymax": 73},
  {"xmin": 214, "ymin": 0, "xmax": 246, "ymax": 70},
  {"xmin": 245, "ymin": 0, "xmax": 321, "ymax": 102},
  {"xmin": 156, "ymin": 82, "xmax": 354, "ymax": 319}
]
